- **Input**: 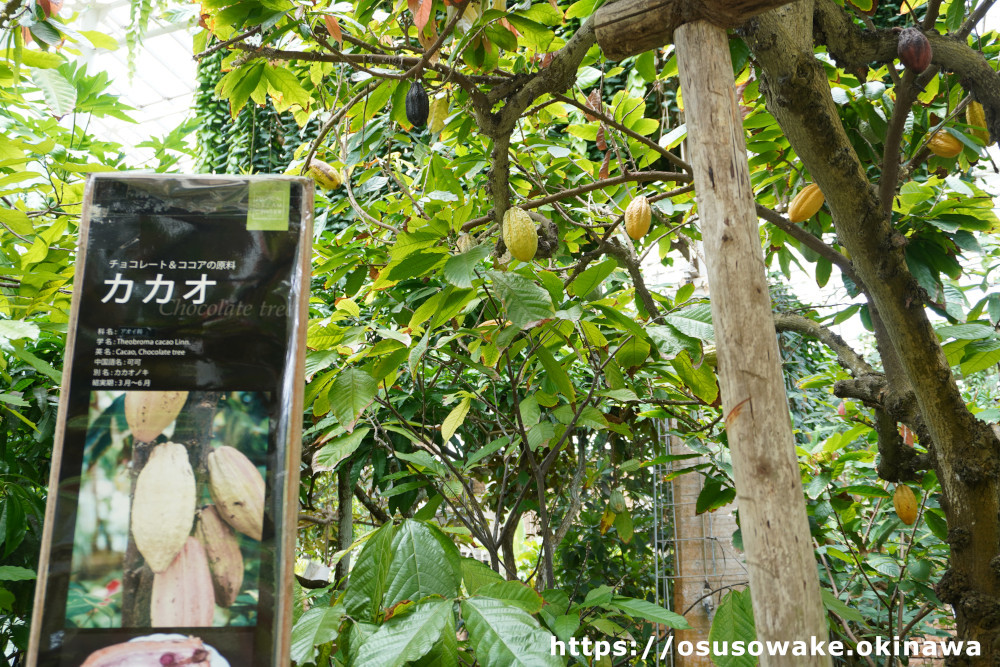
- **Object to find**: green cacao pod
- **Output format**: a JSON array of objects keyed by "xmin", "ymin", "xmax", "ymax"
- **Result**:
[
  {"xmin": 308, "ymin": 159, "xmax": 343, "ymax": 190},
  {"xmin": 207, "ymin": 445, "xmax": 266, "ymax": 540},
  {"xmin": 609, "ymin": 489, "xmax": 627, "ymax": 514},
  {"xmin": 131, "ymin": 442, "xmax": 196, "ymax": 573},
  {"xmin": 624, "ymin": 195, "xmax": 651, "ymax": 240},
  {"xmin": 788, "ymin": 183, "xmax": 825, "ymax": 223},
  {"xmin": 406, "ymin": 81, "xmax": 429, "ymax": 127},
  {"xmin": 502, "ymin": 207, "xmax": 537, "ymax": 262}
]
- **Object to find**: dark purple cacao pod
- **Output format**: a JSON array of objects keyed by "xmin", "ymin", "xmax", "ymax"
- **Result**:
[
  {"xmin": 405, "ymin": 81, "xmax": 429, "ymax": 127},
  {"xmin": 897, "ymin": 27, "xmax": 932, "ymax": 73}
]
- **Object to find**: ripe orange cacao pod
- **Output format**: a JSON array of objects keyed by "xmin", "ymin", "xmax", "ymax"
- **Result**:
[
  {"xmin": 195, "ymin": 504, "xmax": 244, "ymax": 607},
  {"xmin": 966, "ymin": 102, "xmax": 989, "ymax": 144},
  {"xmin": 928, "ymin": 131, "xmax": 963, "ymax": 158},
  {"xmin": 788, "ymin": 183, "xmax": 825, "ymax": 223},
  {"xmin": 151, "ymin": 537, "xmax": 216, "ymax": 627},
  {"xmin": 893, "ymin": 485, "xmax": 918, "ymax": 525},
  {"xmin": 124, "ymin": 391, "xmax": 188, "ymax": 442},
  {"xmin": 502, "ymin": 207, "xmax": 537, "ymax": 262},
  {"xmin": 897, "ymin": 27, "xmax": 931, "ymax": 73},
  {"xmin": 131, "ymin": 442, "xmax": 196, "ymax": 573},
  {"xmin": 207, "ymin": 446, "xmax": 266, "ymax": 540},
  {"xmin": 624, "ymin": 195, "xmax": 652, "ymax": 240},
  {"xmin": 81, "ymin": 636, "xmax": 209, "ymax": 666}
]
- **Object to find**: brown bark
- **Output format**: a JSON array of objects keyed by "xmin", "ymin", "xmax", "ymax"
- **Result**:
[{"xmin": 742, "ymin": 4, "xmax": 1000, "ymax": 658}]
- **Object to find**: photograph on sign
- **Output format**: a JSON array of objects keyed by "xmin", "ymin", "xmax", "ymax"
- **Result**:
[{"xmin": 28, "ymin": 175, "xmax": 311, "ymax": 667}]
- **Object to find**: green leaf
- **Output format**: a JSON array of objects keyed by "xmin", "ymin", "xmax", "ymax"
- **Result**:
[
  {"xmin": 708, "ymin": 589, "xmax": 756, "ymax": 667},
  {"xmin": 937, "ymin": 323, "xmax": 997, "ymax": 340},
  {"xmin": 604, "ymin": 595, "xmax": 689, "ymax": 628},
  {"xmin": 696, "ymin": 477, "xmax": 735, "ymax": 513},
  {"xmin": 78, "ymin": 30, "xmax": 119, "ymax": 50},
  {"xmin": 462, "ymin": 557, "xmax": 505, "ymax": 595},
  {"xmin": 32, "ymin": 68, "xmax": 77, "ymax": 117},
  {"xmin": 19, "ymin": 49, "xmax": 64, "ymax": 68},
  {"xmin": 568, "ymin": 259, "xmax": 616, "ymax": 298},
  {"xmin": 444, "ymin": 245, "xmax": 490, "ymax": 288},
  {"xmin": 263, "ymin": 64, "xmax": 311, "ymax": 108},
  {"xmin": 344, "ymin": 522, "xmax": 398, "ymax": 621},
  {"xmin": 0, "ymin": 566, "xmax": 35, "ymax": 581},
  {"xmin": 670, "ymin": 350, "xmax": 718, "ymax": 404},
  {"xmin": 461, "ymin": 597, "xmax": 563, "ymax": 667},
  {"xmin": 290, "ymin": 604, "xmax": 344, "ymax": 664},
  {"xmin": 821, "ymin": 589, "xmax": 867, "ymax": 625},
  {"xmin": 477, "ymin": 581, "xmax": 544, "ymax": 614},
  {"xmin": 613, "ymin": 509, "xmax": 633, "ymax": 543},
  {"xmin": 330, "ymin": 368, "xmax": 377, "ymax": 432},
  {"xmin": 490, "ymin": 271, "xmax": 555, "ymax": 329},
  {"xmin": 0, "ymin": 320, "xmax": 39, "ymax": 343},
  {"xmin": 313, "ymin": 427, "xmax": 369, "ymax": 472},
  {"xmin": 534, "ymin": 345, "xmax": 575, "ymax": 404},
  {"xmin": 384, "ymin": 520, "xmax": 462, "ymax": 608},
  {"xmin": 664, "ymin": 305, "xmax": 714, "ymax": 341},
  {"xmin": 355, "ymin": 598, "xmax": 453, "ymax": 667},
  {"xmin": 441, "ymin": 397, "xmax": 471, "ymax": 443}
]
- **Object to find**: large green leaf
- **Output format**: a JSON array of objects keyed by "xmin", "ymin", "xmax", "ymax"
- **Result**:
[
  {"xmin": 461, "ymin": 557, "xmax": 505, "ymax": 595},
  {"xmin": 354, "ymin": 598, "xmax": 453, "ymax": 667},
  {"xmin": 290, "ymin": 604, "xmax": 344, "ymax": 664},
  {"xmin": 461, "ymin": 597, "xmax": 563, "ymax": 667},
  {"xmin": 444, "ymin": 245, "xmax": 491, "ymax": 288},
  {"xmin": 330, "ymin": 368, "xmax": 377, "ymax": 432},
  {"xmin": 344, "ymin": 522, "xmax": 398, "ymax": 621},
  {"xmin": 384, "ymin": 520, "xmax": 462, "ymax": 608},
  {"xmin": 603, "ymin": 596, "xmax": 689, "ymax": 628},
  {"xmin": 489, "ymin": 271, "xmax": 555, "ymax": 329},
  {"xmin": 312, "ymin": 427, "xmax": 370, "ymax": 472},
  {"xmin": 477, "ymin": 581, "xmax": 544, "ymax": 614},
  {"xmin": 708, "ymin": 589, "xmax": 756, "ymax": 667},
  {"xmin": 32, "ymin": 69, "xmax": 77, "ymax": 117}
]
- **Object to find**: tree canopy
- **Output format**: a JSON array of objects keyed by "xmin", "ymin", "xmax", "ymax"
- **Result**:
[{"xmin": 2, "ymin": 0, "xmax": 1000, "ymax": 663}]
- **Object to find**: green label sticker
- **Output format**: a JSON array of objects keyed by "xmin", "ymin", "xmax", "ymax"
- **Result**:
[{"xmin": 247, "ymin": 180, "xmax": 290, "ymax": 231}]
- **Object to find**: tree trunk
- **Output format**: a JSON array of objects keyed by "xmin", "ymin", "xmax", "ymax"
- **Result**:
[{"xmin": 675, "ymin": 20, "xmax": 832, "ymax": 664}]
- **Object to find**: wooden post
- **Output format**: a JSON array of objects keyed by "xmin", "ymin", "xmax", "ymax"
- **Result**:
[{"xmin": 673, "ymin": 21, "xmax": 830, "ymax": 662}]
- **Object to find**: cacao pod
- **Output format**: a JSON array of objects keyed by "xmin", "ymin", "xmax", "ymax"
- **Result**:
[
  {"xmin": 195, "ymin": 504, "xmax": 244, "ymax": 607},
  {"xmin": 131, "ymin": 442, "xmax": 196, "ymax": 573},
  {"xmin": 207, "ymin": 445, "xmax": 266, "ymax": 540},
  {"xmin": 897, "ymin": 27, "xmax": 932, "ymax": 73},
  {"xmin": 624, "ymin": 195, "xmax": 652, "ymax": 240},
  {"xmin": 428, "ymin": 95, "xmax": 448, "ymax": 133},
  {"xmin": 81, "ymin": 636, "xmax": 209, "ymax": 667},
  {"xmin": 609, "ymin": 489, "xmax": 627, "ymax": 514},
  {"xmin": 307, "ymin": 159, "xmax": 343, "ymax": 190},
  {"xmin": 405, "ymin": 81, "xmax": 429, "ymax": 127},
  {"xmin": 966, "ymin": 101, "xmax": 989, "ymax": 144},
  {"xmin": 788, "ymin": 183, "xmax": 825, "ymax": 223},
  {"xmin": 151, "ymin": 537, "xmax": 216, "ymax": 627},
  {"xmin": 502, "ymin": 207, "xmax": 537, "ymax": 262},
  {"xmin": 893, "ymin": 484, "xmax": 918, "ymax": 525},
  {"xmin": 928, "ymin": 130, "xmax": 963, "ymax": 158},
  {"xmin": 124, "ymin": 391, "xmax": 188, "ymax": 443}
]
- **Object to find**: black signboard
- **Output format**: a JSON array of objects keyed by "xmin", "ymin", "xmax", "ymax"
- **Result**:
[{"xmin": 28, "ymin": 174, "xmax": 312, "ymax": 667}]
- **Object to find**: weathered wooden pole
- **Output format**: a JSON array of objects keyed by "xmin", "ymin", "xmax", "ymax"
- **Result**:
[{"xmin": 596, "ymin": 3, "xmax": 833, "ymax": 663}]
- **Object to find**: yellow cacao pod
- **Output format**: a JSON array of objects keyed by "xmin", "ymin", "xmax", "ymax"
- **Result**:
[
  {"xmin": 195, "ymin": 504, "xmax": 244, "ymax": 607},
  {"xmin": 624, "ymin": 195, "xmax": 652, "ymax": 240},
  {"xmin": 151, "ymin": 536, "xmax": 216, "ymax": 627},
  {"xmin": 124, "ymin": 391, "xmax": 188, "ymax": 442},
  {"xmin": 308, "ymin": 159, "xmax": 344, "ymax": 189},
  {"xmin": 893, "ymin": 484, "xmax": 918, "ymax": 525},
  {"xmin": 788, "ymin": 183, "xmax": 825, "ymax": 223},
  {"xmin": 928, "ymin": 131, "xmax": 963, "ymax": 158},
  {"xmin": 81, "ymin": 636, "xmax": 209, "ymax": 666},
  {"xmin": 428, "ymin": 95, "xmax": 449, "ymax": 133},
  {"xmin": 207, "ymin": 446, "xmax": 265, "ymax": 540},
  {"xmin": 502, "ymin": 207, "xmax": 537, "ymax": 262},
  {"xmin": 966, "ymin": 102, "xmax": 989, "ymax": 144},
  {"xmin": 131, "ymin": 442, "xmax": 196, "ymax": 573}
]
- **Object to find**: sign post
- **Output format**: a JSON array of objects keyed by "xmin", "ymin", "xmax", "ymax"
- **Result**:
[{"xmin": 28, "ymin": 174, "xmax": 312, "ymax": 667}]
